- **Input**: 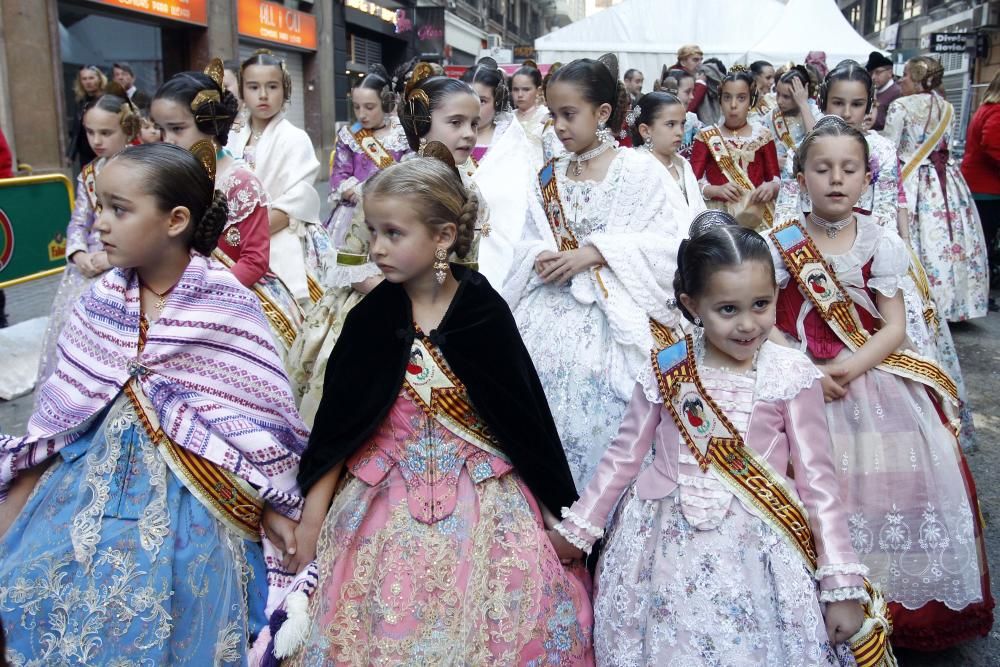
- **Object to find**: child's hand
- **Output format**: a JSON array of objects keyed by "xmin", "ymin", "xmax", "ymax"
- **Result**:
[
  {"xmin": 749, "ymin": 180, "xmax": 779, "ymax": 204},
  {"xmin": 546, "ymin": 528, "xmax": 584, "ymax": 565},
  {"xmin": 789, "ymin": 77, "xmax": 810, "ymax": 108},
  {"xmin": 262, "ymin": 504, "xmax": 300, "ymax": 569},
  {"xmin": 706, "ymin": 183, "xmax": 743, "ymax": 202},
  {"xmin": 342, "ymin": 187, "xmax": 357, "ymax": 204},
  {"xmin": 537, "ymin": 247, "xmax": 604, "ymax": 286},
  {"xmin": 825, "ymin": 599, "xmax": 864, "ymax": 644},
  {"xmin": 90, "ymin": 251, "xmax": 111, "ymax": 273},
  {"xmin": 820, "ymin": 372, "xmax": 847, "ymax": 402},
  {"xmin": 287, "ymin": 517, "xmax": 324, "ymax": 574},
  {"xmin": 73, "ymin": 252, "xmax": 101, "ymax": 278}
]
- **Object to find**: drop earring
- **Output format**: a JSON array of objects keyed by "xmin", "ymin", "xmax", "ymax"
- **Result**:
[
  {"xmin": 418, "ymin": 137, "xmax": 428, "ymax": 156},
  {"xmin": 595, "ymin": 121, "xmax": 614, "ymax": 144},
  {"xmin": 694, "ymin": 315, "xmax": 702, "ymax": 327},
  {"xmin": 434, "ymin": 247, "xmax": 448, "ymax": 284},
  {"xmin": 644, "ymin": 135, "xmax": 654, "ymax": 152}
]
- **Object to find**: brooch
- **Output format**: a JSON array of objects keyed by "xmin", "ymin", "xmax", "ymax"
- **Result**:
[{"xmin": 225, "ymin": 227, "xmax": 241, "ymax": 247}]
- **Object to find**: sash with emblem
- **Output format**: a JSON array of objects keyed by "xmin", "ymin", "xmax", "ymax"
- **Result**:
[
  {"xmin": 698, "ymin": 126, "xmax": 774, "ymax": 229},
  {"xmin": 771, "ymin": 109, "xmax": 796, "ymax": 150},
  {"xmin": 769, "ymin": 220, "xmax": 958, "ymax": 412},
  {"xmin": 652, "ymin": 335, "xmax": 896, "ymax": 667},
  {"xmin": 211, "ymin": 249, "xmax": 301, "ymax": 349},
  {"xmin": 352, "ymin": 121, "xmax": 397, "ymax": 170},
  {"xmin": 82, "ymin": 160, "xmax": 99, "ymax": 211}
]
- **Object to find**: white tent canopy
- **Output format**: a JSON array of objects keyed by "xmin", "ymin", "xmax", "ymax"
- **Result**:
[
  {"xmin": 535, "ymin": 0, "xmax": 786, "ymax": 82},
  {"xmin": 745, "ymin": 0, "xmax": 880, "ymax": 68},
  {"xmin": 535, "ymin": 0, "xmax": 882, "ymax": 83}
]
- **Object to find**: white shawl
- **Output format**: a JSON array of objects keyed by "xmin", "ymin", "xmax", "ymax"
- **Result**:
[{"xmin": 651, "ymin": 152, "xmax": 706, "ymax": 232}]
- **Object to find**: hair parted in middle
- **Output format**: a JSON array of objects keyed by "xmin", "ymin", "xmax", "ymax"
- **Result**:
[
  {"xmin": 792, "ymin": 115, "xmax": 870, "ymax": 178},
  {"xmin": 239, "ymin": 49, "xmax": 292, "ymax": 103},
  {"xmin": 88, "ymin": 81, "xmax": 142, "ymax": 141},
  {"xmin": 628, "ymin": 91, "xmax": 684, "ymax": 146},
  {"xmin": 547, "ymin": 53, "xmax": 631, "ymax": 131},
  {"xmin": 364, "ymin": 141, "xmax": 479, "ymax": 259},
  {"xmin": 461, "ymin": 56, "xmax": 511, "ymax": 114},
  {"xmin": 359, "ymin": 63, "xmax": 396, "ymax": 113},
  {"xmin": 397, "ymin": 62, "xmax": 478, "ymax": 152},
  {"xmin": 818, "ymin": 60, "xmax": 874, "ymax": 113},
  {"xmin": 721, "ymin": 65, "xmax": 758, "ymax": 107}
]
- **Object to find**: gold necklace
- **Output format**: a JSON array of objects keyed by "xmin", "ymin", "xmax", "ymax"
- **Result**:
[{"xmin": 140, "ymin": 280, "xmax": 177, "ymax": 313}]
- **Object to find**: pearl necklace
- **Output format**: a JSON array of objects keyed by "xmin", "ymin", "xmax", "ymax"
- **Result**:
[
  {"xmin": 569, "ymin": 140, "xmax": 614, "ymax": 177},
  {"xmin": 809, "ymin": 212, "xmax": 854, "ymax": 238}
]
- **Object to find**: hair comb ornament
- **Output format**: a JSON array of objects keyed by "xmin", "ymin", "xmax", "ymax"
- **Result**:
[
  {"xmin": 625, "ymin": 104, "xmax": 642, "ymax": 128},
  {"xmin": 598, "ymin": 53, "xmax": 620, "ymax": 81},
  {"xmin": 523, "ymin": 59, "xmax": 538, "ymax": 70},
  {"xmin": 203, "ymin": 57, "xmax": 225, "ymax": 89},
  {"xmin": 729, "ymin": 63, "xmax": 749, "ymax": 75},
  {"xmin": 189, "ymin": 139, "xmax": 217, "ymax": 184},
  {"xmin": 688, "ymin": 209, "xmax": 737, "ymax": 239}
]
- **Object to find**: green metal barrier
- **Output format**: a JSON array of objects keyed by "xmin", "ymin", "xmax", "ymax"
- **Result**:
[{"xmin": 0, "ymin": 173, "xmax": 74, "ymax": 288}]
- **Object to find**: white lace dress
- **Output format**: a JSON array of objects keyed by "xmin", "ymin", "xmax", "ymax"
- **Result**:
[{"xmin": 502, "ymin": 149, "xmax": 682, "ymax": 489}]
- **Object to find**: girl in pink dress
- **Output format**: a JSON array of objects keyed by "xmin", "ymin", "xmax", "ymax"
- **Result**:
[
  {"xmin": 767, "ymin": 116, "xmax": 992, "ymax": 651},
  {"xmin": 259, "ymin": 146, "xmax": 594, "ymax": 666},
  {"xmin": 551, "ymin": 211, "xmax": 874, "ymax": 666}
]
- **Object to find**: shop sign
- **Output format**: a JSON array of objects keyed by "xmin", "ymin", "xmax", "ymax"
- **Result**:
[
  {"xmin": 238, "ymin": 0, "xmax": 317, "ymax": 51},
  {"xmin": 345, "ymin": 0, "xmax": 398, "ymax": 25},
  {"xmin": 929, "ymin": 32, "xmax": 969, "ymax": 54},
  {"xmin": 513, "ymin": 45, "xmax": 536, "ymax": 60},
  {"xmin": 87, "ymin": 0, "xmax": 208, "ymax": 26},
  {"xmin": 415, "ymin": 7, "xmax": 446, "ymax": 59}
]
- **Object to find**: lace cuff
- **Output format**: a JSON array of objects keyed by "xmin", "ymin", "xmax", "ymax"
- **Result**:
[
  {"xmin": 868, "ymin": 273, "xmax": 915, "ymax": 299},
  {"xmin": 332, "ymin": 176, "xmax": 360, "ymax": 201},
  {"xmin": 552, "ymin": 521, "xmax": 593, "ymax": 555},
  {"xmin": 819, "ymin": 586, "xmax": 871, "ymax": 604},
  {"xmin": 815, "ymin": 562, "xmax": 869, "ymax": 580},
  {"xmin": 329, "ymin": 259, "xmax": 381, "ymax": 288},
  {"xmin": 561, "ymin": 507, "xmax": 604, "ymax": 539}
]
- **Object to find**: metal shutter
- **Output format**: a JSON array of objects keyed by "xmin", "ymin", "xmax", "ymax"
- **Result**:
[{"xmin": 239, "ymin": 43, "xmax": 306, "ymax": 132}]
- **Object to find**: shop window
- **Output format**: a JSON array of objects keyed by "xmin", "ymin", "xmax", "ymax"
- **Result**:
[
  {"xmin": 902, "ymin": 0, "xmax": 921, "ymax": 20},
  {"xmin": 348, "ymin": 34, "xmax": 383, "ymax": 68},
  {"xmin": 843, "ymin": 1, "xmax": 862, "ymax": 31}
]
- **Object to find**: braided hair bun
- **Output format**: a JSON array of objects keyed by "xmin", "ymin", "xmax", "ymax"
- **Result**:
[{"xmin": 191, "ymin": 190, "xmax": 228, "ymax": 255}]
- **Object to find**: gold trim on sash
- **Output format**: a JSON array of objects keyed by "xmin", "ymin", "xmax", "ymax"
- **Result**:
[
  {"xmin": 354, "ymin": 126, "xmax": 397, "ymax": 170},
  {"xmin": 212, "ymin": 249, "xmax": 298, "ymax": 348},
  {"xmin": 698, "ymin": 126, "xmax": 774, "ymax": 229},
  {"xmin": 82, "ymin": 161, "xmax": 98, "ymax": 211},
  {"xmin": 538, "ymin": 159, "xmax": 579, "ymax": 252},
  {"xmin": 769, "ymin": 219, "xmax": 958, "ymax": 408},
  {"xmin": 772, "ymin": 109, "xmax": 796, "ymax": 151},
  {"xmin": 124, "ymin": 381, "xmax": 263, "ymax": 541},
  {"xmin": 900, "ymin": 101, "xmax": 953, "ymax": 182}
]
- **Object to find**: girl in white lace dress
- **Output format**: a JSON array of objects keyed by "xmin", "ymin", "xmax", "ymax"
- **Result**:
[
  {"xmin": 550, "ymin": 213, "xmax": 869, "ymax": 666},
  {"xmin": 503, "ymin": 54, "xmax": 682, "ymax": 489}
]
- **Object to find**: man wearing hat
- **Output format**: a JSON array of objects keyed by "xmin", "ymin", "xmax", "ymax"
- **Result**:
[{"xmin": 866, "ymin": 51, "xmax": 899, "ymax": 132}]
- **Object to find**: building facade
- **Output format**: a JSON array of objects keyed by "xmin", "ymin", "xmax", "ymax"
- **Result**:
[{"xmin": 839, "ymin": 0, "xmax": 1000, "ymax": 148}]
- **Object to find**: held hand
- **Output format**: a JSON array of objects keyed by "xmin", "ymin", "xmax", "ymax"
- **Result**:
[
  {"xmin": 73, "ymin": 252, "xmax": 99, "ymax": 278},
  {"xmin": 790, "ymin": 77, "xmax": 810, "ymax": 107},
  {"xmin": 90, "ymin": 251, "xmax": 111, "ymax": 273},
  {"xmin": 547, "ymin": 528, "xmax": 585, "ymax": 565},
  {"xmin": 533, "ymin": 249, "xmax": 561, "ymax": 275},
  {"xmin": 287, "ymin": 518, "xmax": 323, "ymax": 574},
  {"xmin": 342, "ymin": 188, "xmax": 357, "ymax": 204},
  {"xmin": 537, "ymin": 246, "xmax": 605, "ymax": 286},
  {"xmin": 707, "ymin": 183, "xmax": 743, "ymax": 203},
  {"xmin": 262, "ymin": 504, "xmax": 300, "ymax": 570},
  {"xmin": 825, "ymin": 599, "xmax": 864, "ymax": 645},
  {"xmin": 749, "ymin": 180, "xmax": 779, "ymax": 204},
  {"xmin": 820, "ymin": 371, "xmax": 847, "ymax": 402}
]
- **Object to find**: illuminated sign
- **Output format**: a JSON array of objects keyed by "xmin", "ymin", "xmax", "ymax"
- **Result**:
[
  {"xmin": 346, "ymin": 0, "xmax": 398, "ymax": 25},
  {"xmin": 87, "ymin": 0, "xmax": 208, "ymax": 26},
  {"xmin": 238, "ymin": 0, "xmax": 318, "ymax": 51}
]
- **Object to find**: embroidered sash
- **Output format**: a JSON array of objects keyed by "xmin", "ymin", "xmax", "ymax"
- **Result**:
[
  {"xmin": 211, "ymin": 249, "xmax": 299, "ymax": 348},
  {"xmin": 900, "ymin": 101, "xmax": 953, "ymax": 182},
  {"xmin": 125, "ymin": 381, "xmax": 263, "ymax": 541},
  {"xmin": 538, "ymin": 159, "xmax": 578, "ymax": 251},
  {"xmin": 699, "ymin": 126, "xmax": 774, "ymax": 228},
  {"xmin": 82, "ymin": 161, "xmax": 98, "ymax": 211},
  {"xmin": 769, "ymin": 220, "xmax": 958, "ymax": 408},
  {"xmin": 772, "ymin": 109, "xmax": 796, "ymax": 150},
  {"xmin": 652, "ymin": 336, "xmax": 897, "ymax": 667},
  {"xmin": 353, "ymin": 122, "xmax": 397, "ymax": 171}
]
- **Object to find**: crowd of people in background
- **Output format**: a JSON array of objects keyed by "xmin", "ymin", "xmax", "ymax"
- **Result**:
[{"xmin": 0, "ymin": 41, "xmax": 996, "ymax": 665}]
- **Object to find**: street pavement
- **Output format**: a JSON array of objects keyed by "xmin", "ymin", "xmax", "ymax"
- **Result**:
[{"xmin": 0, "ymin": 180, "xmax": 998, "ymax": 664}]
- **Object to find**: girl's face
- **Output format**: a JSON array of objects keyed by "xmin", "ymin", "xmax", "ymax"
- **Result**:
[
  {"xmin": 80, "ymin": 68, "xmax": 102, "ymax": 94},
  {"xmin": 546, "ymin": 80, "xmax": 611, "ymax": 154},
  {"xmin": 352, "ymin": 87, "xmax": 385, "ymax": 130},
  {"xmin": 93, "ymin": 159, "xmax": 191, "ymax": 269},
  {"xmin": 242, "ymin": 64, "xmax": 285, "ymax": 121},
  {"xmin": 640, "ymin": 104, "xmax": 686, "ymax": 158},
  {"xmin": 755, "ymin": 66, "xmax": 775, "ymax": 96},
  {"xmin": 796, "ymin": 135, "xmax": 870, "ymax": 221},
  {"xmin": 365, "ymin": 194, "xmax": 456, "ymax": 284},
  {"xmin": 151, "ymin": 98, "xmax": 208, "ymax": 150},
  {"xmin": 425, "ymin": 91, "xmax": 480, "ymax": 164},
  {"xmin": 473, "ymin": 82, "xmax": 496, "ymax": 128},
  {"xmin": 900, "ymin": 63, "xmax": 916, "ymax": 96},
  {"xmin": 681, "ymin": 261, "xmax": 777, "ymax": 366},
  {"xmin": 824, "ymin": 80, "xmax": 870, "ymax": 130},
  {"xmin": 139, "ymin": 119, "xmax": 162, "ymax": 144},
  {"xmin": 84, "ymin": 107, "xmax": 129, "ymax": 158},
  {"xmin": 681, "ymin": 54, "xmax": 703, "ymax": 75},
  {"xmin": 674, "ymin": 76, "xmax": 695, "ymax": 107},
  {"xmin": 720, "ymin": 80, "xmax": 751, "ymax": 127},
  {"xmin": 775, "ymin": 81, "xmax": 799, "ymax": 114},
  {"xmin": 223, "ymin": 69, "xmax": 240, "ymax": 102},
  {"xmin": 511, "ymin": 74, "xmax": 539, "ymax": 112}
]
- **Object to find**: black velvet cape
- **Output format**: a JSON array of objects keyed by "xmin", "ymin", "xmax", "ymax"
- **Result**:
[{"xmin": 299, "ymin": 265, "xmax": 579, "ymax": 515}]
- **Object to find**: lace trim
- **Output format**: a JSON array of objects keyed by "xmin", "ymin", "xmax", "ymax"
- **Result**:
[
  {"xmin": 754, "ymin": 341, "xmax": 823, "ymax": 402},
  {"xmin": 868, "ymin": 273, "xmax": 915, "ymax": 299},
  {"xmin": 561, "ymin": 507, "xmax": 604, "ymax": 539},
  {"xmin": 675, "ymin": 470, "xmax": 728, "ymax": 492},
  {"xmin": 552, "ymin": 521, "xmax": 593, "ymax": 554},
  {"xmin": 219, "ymin": 166, "xmax": 269, "ymax": 227},
  {"xmin": 137, "ymin": 434, "xmax": 170, "ymax": 559},
  {"xmin": 329, "ymin": 259, "xmax": 381, "ymax": 288},
  {"xmin": 819, "ymin": 586, "xmax": 871, "ymax": 604},
  {"xmin": 815, "ymin": 562, "xmax": 870, "ymax": 580}
]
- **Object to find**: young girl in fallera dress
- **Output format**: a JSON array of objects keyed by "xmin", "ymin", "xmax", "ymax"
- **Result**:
[
  {"xmin": 0, "ymin": 143, "xmax": 308, "ymax": 664},
  {"xmin": 151, "ymin": 60, "xmax": 303, "ymax": 370},
  {"xmin": 657, "ymin": 68, "xmax": 702, "ymax": 160},
  {"xmin": 36, "ymin": 88, "xmax": 138, "ymax": 388},
  {"xmin": 769, "ymin": 66, "xmax": 821, "ymax": 212},
  {"xmin": 550, "ymin": 211, "xmax": 879, "ymax": 666},
  {"xmin": 228, "ymin": 50, "xmax": 332, "ymax": 305},
  {"xmin": 691, "ymin": 66, "xmax": 781, "ymax": 230},
  {"xmin": 511, "ymin": 60, "xmax": 550, "ymax": 168},
  {"xmin": 260, "ymin": 149, "xmax": 593, "ymax": 665},
  {"xmin": 767, "ymin": 117, "xmax": 993, "ymax": 650},
  {"xmin": 503, "ymin": 54, "xmax": 682, "ymax": 489},
  {"xmin": 289, "ymin": 63, "xmax": 486, "ymax": 425},
  {"xmin": 630, "ymin": 91, "xmax": 706, "ymax": 224}
]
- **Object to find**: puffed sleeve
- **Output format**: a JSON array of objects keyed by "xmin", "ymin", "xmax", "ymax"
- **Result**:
[
  {"xmin": 882, "ymin": 100, "xmax": 906, "ymax": 149},
  {"xmin": 690, "ymin": 132, "xmax": 709, "ymax": 180},
  {"xmin": 330, "ymin": 134, "xmax": 359, "ymax": 196},
  {"xmin": 66, "ymin": 172, "xmax": 94, "ymax": 260},
  {"xmin": 223, "ymin": 170, "xmax": 271, "ymax": 287},
  {"xmin": 867, "ymin": 227, "xmax": 914, "ymax": 298},
  {"xmin": 759, "ymin": 134, "xmax": 781, "ymax": 182},
  {"xmin": 768, "ymin": 236, "xmax": 792, "ymax": 288},
  {"xmin": 554, "ymin": 382, "xmax": 662, "ymax": 553},
  {"xmin": 784, "ymin": 378, "xmax": 869, "ymax": 601}
]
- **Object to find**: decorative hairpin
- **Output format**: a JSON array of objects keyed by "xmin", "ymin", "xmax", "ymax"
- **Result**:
[
  {"xmin": 625, "ymin": 104, "xmax": 642, "ymax": 128},
  {"xmin": 189, "ymin": 139, "xmax": 217, "ymax": 184},
  {"xmin": 729, "ymin": 63, "xmax": 749, "ymax": 74},
  {"xmin": 204, "ymin": 57, "xmax": 225, "ymax": 89}
]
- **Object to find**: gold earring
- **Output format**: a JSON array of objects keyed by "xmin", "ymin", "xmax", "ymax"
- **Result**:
[{"xmin": 434, "ymin": 247, "xmax": 448, "ymax": 284}]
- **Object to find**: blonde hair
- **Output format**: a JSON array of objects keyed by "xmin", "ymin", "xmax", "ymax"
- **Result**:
[
  {"xmin": 984, "ymin": 69, "xmax": 1000, "ymax": 104},
  {"xmin": 906, "ymin": 56, "xmax": 944, "ymax": 91},
  {"xmin": 364, "ymin": 157, "xmax": 478, "ymax": 258},
  {"xmin": 677, "ymin": 45, "xmax": 704, "ymax": 61},
  {"xmin": 74, "ymin": 66, "xmax": 108, "ymax": 103}
]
